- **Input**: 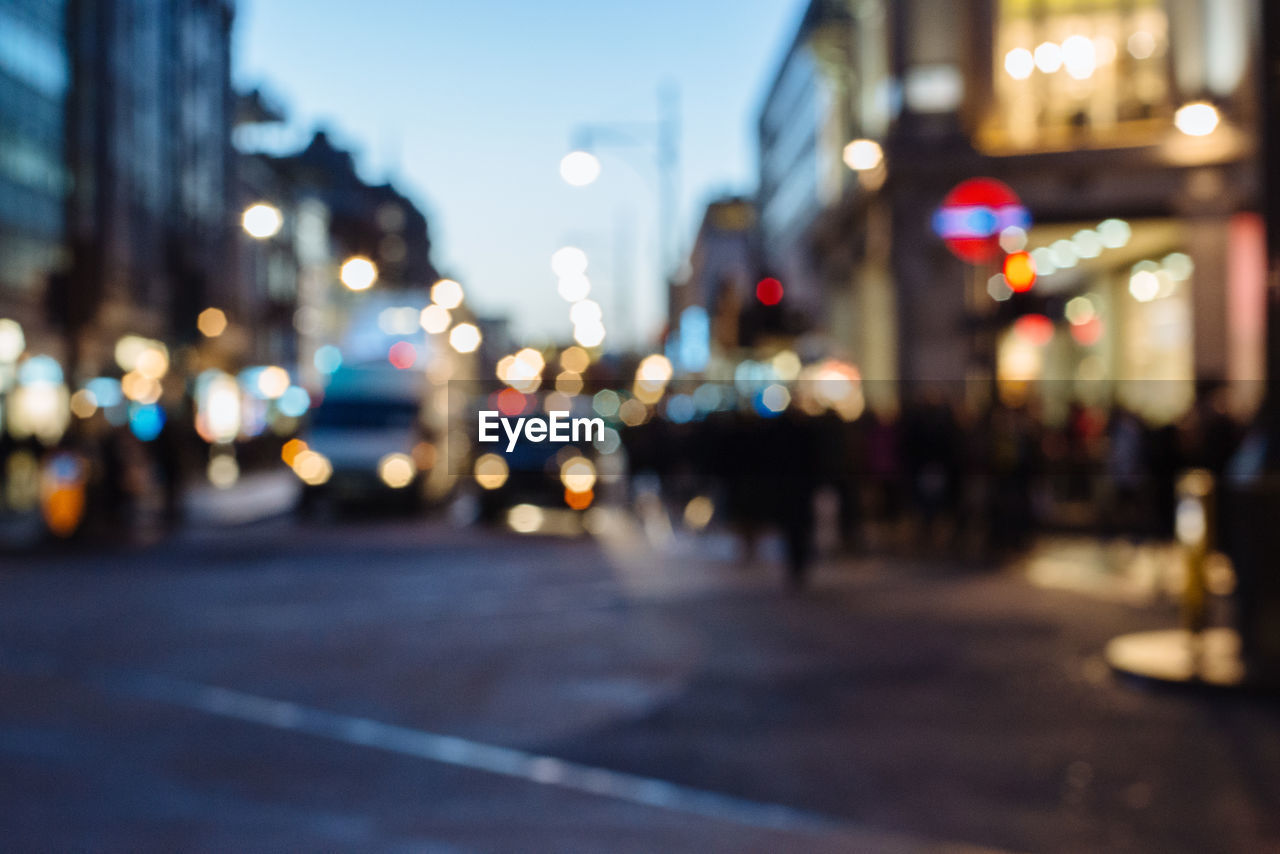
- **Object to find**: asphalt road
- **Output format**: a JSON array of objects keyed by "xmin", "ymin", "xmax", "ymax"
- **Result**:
[{"xmin": 1, "ymin": 516, "xmax": 1278, "ymax": 853}]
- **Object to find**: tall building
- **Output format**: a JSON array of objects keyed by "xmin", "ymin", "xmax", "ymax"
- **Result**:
[
  {"xmin": 0, "ymin": 0, "xmax": 71, "ymax": 358},
  {"xmin": 62, "ymin": 0, "xmax": 236, "ymax": 377}
]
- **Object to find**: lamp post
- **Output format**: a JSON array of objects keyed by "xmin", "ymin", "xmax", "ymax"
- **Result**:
[{"xmin": 559, "ymin": 85, "xmax": 680, "ymax": 349}]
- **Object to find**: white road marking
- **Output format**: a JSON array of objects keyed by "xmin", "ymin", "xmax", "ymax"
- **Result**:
[
  {"xmin": 102, "ymin": 668, "xmax": 833, "ymax": 833},
  {"xmin": 0, "ymin": 649, "xmax": 1009, "ymax": 851}
]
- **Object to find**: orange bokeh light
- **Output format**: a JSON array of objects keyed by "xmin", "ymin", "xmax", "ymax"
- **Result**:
[
  {"xmin": 565, "ymin": 487, "xmax": 594, "ymax": 510},
  {"xmin": 1003, "ymin": 251, "xmax": 1037, "ymax": 293}
]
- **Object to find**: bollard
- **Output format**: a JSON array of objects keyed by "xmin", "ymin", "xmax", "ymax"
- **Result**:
[{"xmin": 1175, "ymin": 469, "xmax": 1214, "ymax": 638}]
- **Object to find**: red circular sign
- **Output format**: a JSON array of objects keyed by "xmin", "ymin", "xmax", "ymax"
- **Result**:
[{"xmin": 933, "ymin": 178, "xmax": 1030, "ymax": 263}]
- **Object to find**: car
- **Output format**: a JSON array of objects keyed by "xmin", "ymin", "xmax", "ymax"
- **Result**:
[{"xmin": 297, "ymin": 364, "xmax": 441, "ymax": 512}]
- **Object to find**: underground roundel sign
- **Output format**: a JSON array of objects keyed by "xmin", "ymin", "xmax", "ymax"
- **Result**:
[{"xmin": 932, "ymin": 178, "xmax": 1031, "ymax": 264}]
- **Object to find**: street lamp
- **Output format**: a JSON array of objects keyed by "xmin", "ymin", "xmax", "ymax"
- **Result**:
[
  {"xmin": 242, "ymin": 203, "xmax": 283, "ymax": 239},
  {"xmin": 560, "ymin": 150, "xmax": 601, "ymax": 187},
  {"xmin": 339, "ymin": 256, "xmax": 378, "ymax": 291},
  {"xmin": 559, "ymin": 85, "xmax": 680, "ymax": 348}
]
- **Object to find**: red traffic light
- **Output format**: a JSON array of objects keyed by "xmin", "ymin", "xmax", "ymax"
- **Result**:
[{"xmin": 756, "ymin": 277, "xmax": 783, "ymax": 306}]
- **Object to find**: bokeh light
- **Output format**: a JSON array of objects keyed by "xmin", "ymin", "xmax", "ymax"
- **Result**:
[
  {"xmin": 1003, "ymin": 251, "xmax": 1036, "ymax": 292},
  {"xmin": 242, "ymin": 203, "xmax": 283, "ymax": 239},
  {"xmin": 756, "ymin": 277, "xmax": 784, "ymax": 306},
  {"xmin": 314, "ymin": 345, "xmax": 343, "ymax": 374},
  {"xmin": 1175, "ymin": 102, "xmax": 1220, "ymax": 137},
  {"xmin": 841, "ymin": 138, "xmax": 883, "ymax": 171},
  {"xmin": 257, "ymin": 366, "xmax": 291, "ymax": 398},
  {"xmin": 419, "ymin": 304, "xmax": 451, "ymax": 334},
  {"xmin": 431, "ymin": 278, "xmax": 464, "ymax": 309},
  {"xmin": 197, "ymin": 307, "xmax": 228, "ymax": 337},
  {"xmin": 551, "ymin": 246, "xmax": 588, "ymax": 278},
  {"xmin": 449, "ymin": 323, "xmax": 482, "ymax": 353},
  {"xmin": 557, "ymin": 273, "xmax": 591, "ymax": 302},
  {"xmin": 1004, "ymin": 47, "xmax": 1034, "ymax": 80},
  {"xmin": 340, "ymin": 256, "xmax": 378, "ymax": 291},
  {"xmin": 378, "ymin": 453, "xmax": 415, "ymax": 489},
  {"xmin": 0, "ymin": 318, "xmax": 25, "ymax": 362},
  {"xmin": 559, "ymin": 150, "xmax": 601, "ymax": 186},
  {"xmin": 388, "ymin": 341, "xmax": 417, "ymax": 369},
  {"xmin": 474, "ymin": 453, "xmax": 510, "ymax": 490}
]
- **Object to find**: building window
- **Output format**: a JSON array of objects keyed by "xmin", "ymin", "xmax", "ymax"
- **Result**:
[{"xmin": 988, "ymin": 0, "xmax": 1172, "ymax": 151}]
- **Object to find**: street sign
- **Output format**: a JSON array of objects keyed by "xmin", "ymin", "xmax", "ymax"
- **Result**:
[{"xmin": 933, "ymin": 178, "xmax": 1031, "ymax": 263}]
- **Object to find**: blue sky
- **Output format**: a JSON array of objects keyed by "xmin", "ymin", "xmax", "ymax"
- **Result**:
[{"xmin": 234, "ymin": 0, "xmax": 801, "ymax": 348}]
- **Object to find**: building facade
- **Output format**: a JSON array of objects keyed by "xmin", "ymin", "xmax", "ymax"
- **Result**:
[
  {"xmin": 759, "ymin": 0, "xmax": 1262, "ymax": 423},
  {"xmin": 63, "ymin": 0, "xmax": 237, "ymax": 378},
  {"xmin": 0, "ymin": 0, "xmax": 71, "ymax": 359}
]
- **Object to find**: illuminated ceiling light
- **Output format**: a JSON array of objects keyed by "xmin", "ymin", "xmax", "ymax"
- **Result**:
[
  {"xmin": 1034, "ymin": 41, "xmax": 1063, "ymax": 73},
  {"xmin": 1128, "ymin": 30, "xmax": 1156, "ymax": 60},
  {"xmin": 559, "ymin": 150, "xmax": 601, "ymax": 187},
  {"xmin": 1097, "ymin": 218, "xmax": 1131, "ymax": 249},
  {"xmin": 1093, "ymin": 35, "xmax": 1117, "ymax": 65},
  {"xmin": 1061, "ymin": 35, "xmax": 1097, "ymax": 80},
  {"xmin": 1071, "ymin": 229, "xmax": 1103, "ymax": 259},
  {"xmin": 1129, "ymin": 270, "xmax": 1160, "ymax": 302},
  {"xmin": 1030, "ymin": 247, "xmax": 1057, "ymax": 276},
  {"xmin": 1175, "ymin": 102, "xmax": 1220, "ymax": 137},
  {"xmin": 1050, "ymin": 239, "xmax": 1078, "ymax": 269},
  {"xmin": 1163, "ymin": 252, "xmax": 1194, "ymax": 282},
  {"xmin": 1004, "ymin": 48, "xmax": 1035, "ymax": 80}
]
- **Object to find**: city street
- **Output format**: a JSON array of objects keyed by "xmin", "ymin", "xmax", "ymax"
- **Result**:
[{"xmin": 2, "ymin": 517, "xmax": 1278, "ymax": 853}]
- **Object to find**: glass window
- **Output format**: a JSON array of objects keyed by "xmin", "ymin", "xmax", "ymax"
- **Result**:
[{"xmin": 989, "ymin": 0, "xmax": 1172, "ymax": 150}]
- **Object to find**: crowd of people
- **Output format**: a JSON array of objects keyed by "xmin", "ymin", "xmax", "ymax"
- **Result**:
[{"xmin": 623, "ymin": 386, "xmax": 1247, "ymax": 589}]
